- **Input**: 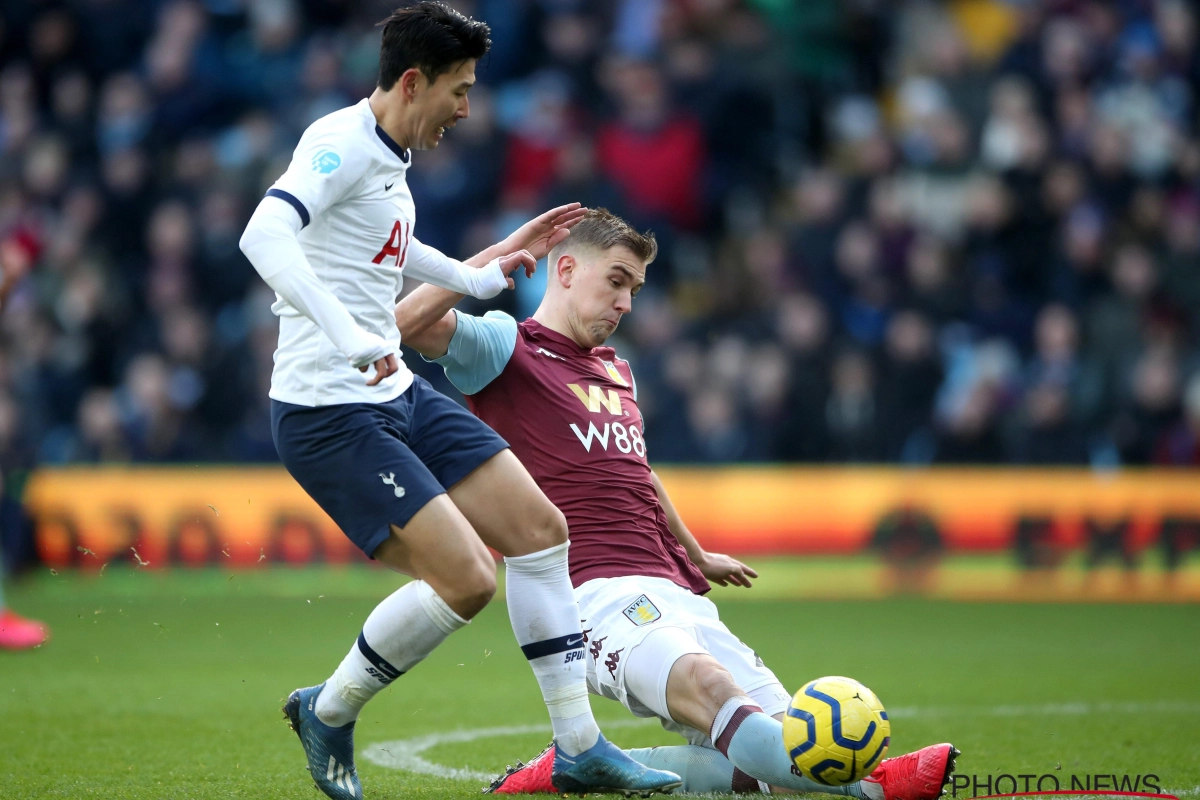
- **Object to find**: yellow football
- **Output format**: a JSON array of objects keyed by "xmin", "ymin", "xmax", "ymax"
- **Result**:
[{"xmin": 782, "ymin": 676, "xmax": 891, "ymax": 785}]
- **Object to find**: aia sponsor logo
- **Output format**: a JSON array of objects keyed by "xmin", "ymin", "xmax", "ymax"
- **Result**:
[{"xmin": 373, "ymin": 221, "xmax": 412, "ymax": 267}]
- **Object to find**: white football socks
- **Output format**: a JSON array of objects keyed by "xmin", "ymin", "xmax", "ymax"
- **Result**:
[
  {"xmin": 503, "ymin": 541, "xmax": 600, "ymax": 756},
  {"xmin": 314, "ymin": 580, "xmax": 468, "ymax": 727}
]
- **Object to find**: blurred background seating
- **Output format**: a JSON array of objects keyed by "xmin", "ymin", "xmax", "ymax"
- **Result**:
[{"xmin": 1, "ymin": 0, "xmax": 1199, "ymax": 473}]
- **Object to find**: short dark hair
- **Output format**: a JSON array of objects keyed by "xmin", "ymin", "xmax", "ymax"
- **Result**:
[
  {"xmin": 377, "ymin": 2, "xmax": 491, "ymax": 89},
  {"xmin": 549, "ymin": 208, "xmax": 658, "ymax": 265}
]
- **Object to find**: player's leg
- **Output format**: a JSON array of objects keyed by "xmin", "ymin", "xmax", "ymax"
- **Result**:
[
  {"xmin": 617, "ymin": 628, "xmax": 847, "ymax": 796},
  {"xmin": 406, "ymin": 379, "xmax": 677, "ymax": 791},
  {"xmin": 445, "ymin": 449, "xmax": 601, "ymax": 753},
  {"xmin": 628, "ymin": 616, "xmax": 956, "ymax": 800},
  {"xmin": 409, "ymin": 382, "xmax": 600, "ymax": 743},
  {"xmin": 624, "ymin": 644, "xmax": 863, "ymax": 796},
  {"xmin": 273, "ymin": 396, "xmax": 492, "ymax": 799},
  {"xmin": 313, "ymin": 495, "xmax": 494, "ymax": 728}
]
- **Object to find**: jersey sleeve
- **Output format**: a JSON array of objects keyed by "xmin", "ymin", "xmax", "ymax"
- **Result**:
[
  {"xmin": 403, "ymin": 237, "xmax": 509, "ymax": 299},
  {"xmin": 266, "ymin": 122, "xmax": 368, "ymax": 227},
  {"xmin": 427, "ymin": 310, "xmax": 518, "ymax": 395}
]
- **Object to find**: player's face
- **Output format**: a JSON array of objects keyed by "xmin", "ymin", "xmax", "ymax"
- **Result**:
[
  {"xmin": 412, "ymin": 59, "xmax": 476, "ymax": 150},
  {"xmin": 571, "ymin": 247, "xmax": 646, "ymax": 347}
]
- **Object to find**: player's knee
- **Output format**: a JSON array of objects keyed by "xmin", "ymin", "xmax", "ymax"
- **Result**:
[
  {"xmin": 540, "ymin": 504, "xmax": 569, "ymax": 548},
  {"xmin": 443, "ymin": 557, "xmax": 496, "ymax": 619},
  {"xmin": 517, "ymin": 501, "xmax": 568, "ymax": 554},
  {"xmin": 463, "ymin": 558, "xmax": 498, "ymax": 616},
  {"xmin": 682, "ymin": 655, "xmax": 743, "ymax": 708}
]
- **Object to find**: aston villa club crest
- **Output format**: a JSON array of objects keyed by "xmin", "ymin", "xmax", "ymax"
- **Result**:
[
  {"xmin": 622, "ymin": 595, "xmax": 661, "ymax": 626},
  {"xmin": 600, "ymin": 359, "xmax": 628, "ymax": 386}
]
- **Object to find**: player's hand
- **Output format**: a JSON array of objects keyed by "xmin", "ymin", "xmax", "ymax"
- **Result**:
[
  {"xmin": 696, "ymin": 551, "xmax": 758, "ymax": 588},
  {"xmin": 498, "ymin": 249, "xmax": 537, "ymax": 289},
  {"xmin": 503, "ymin": 202, "xmax": 587, "ymax": 260},
  {"xmin": 358, "ymin": 353, "xmax": 398, "ymax": 386}
]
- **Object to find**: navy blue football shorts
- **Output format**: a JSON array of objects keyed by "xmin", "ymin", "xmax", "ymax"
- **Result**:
[{"xmin": 271, "ymin": 376, "xmax": 509, "ymax": 558}]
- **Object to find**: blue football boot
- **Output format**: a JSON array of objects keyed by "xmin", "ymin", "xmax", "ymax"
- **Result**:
[
  {"xmin": 283, "ymin": 684, "xmax": 362, "ymax": 799},
  {"xmin": 485, "ymin": 734, "xmax": 682, "ymax": 796}
]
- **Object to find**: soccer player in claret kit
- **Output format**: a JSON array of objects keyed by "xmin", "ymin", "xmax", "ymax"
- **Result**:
[
  {"xmin": 396, "ymin": 209, "xmax": 960, "ymax": 797},
  {"xmin": 238, "ymin": 4, "xmax": 680, "ymax": 799}
]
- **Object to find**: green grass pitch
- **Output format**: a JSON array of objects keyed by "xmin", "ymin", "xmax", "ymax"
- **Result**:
[{"xmin": 1, "ymin": 565, "xmax": 1198, "ymax": 799}]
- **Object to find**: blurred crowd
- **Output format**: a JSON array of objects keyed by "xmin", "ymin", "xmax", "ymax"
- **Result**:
[{"xmin": 2, "ymin": 0, "xmax": 1200, "ymax": 468}]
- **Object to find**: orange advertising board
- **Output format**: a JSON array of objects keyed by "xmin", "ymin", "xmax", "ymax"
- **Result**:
[
  {"xmin": 656, "ymin": 467, "xmax": 1200, "ymax": 554},
  {"xmin": 25, "ymin": 466, "xmax": 1200, "ymax": 567},
  {"xmin": 28, "ymin": 467, "xmax": 359, "ymax": 568}
]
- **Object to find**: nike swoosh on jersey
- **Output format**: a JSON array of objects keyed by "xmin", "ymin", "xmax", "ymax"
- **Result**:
[{"xmin": 385, "ymin": 181, "xmax": 395, "ymax": 190}]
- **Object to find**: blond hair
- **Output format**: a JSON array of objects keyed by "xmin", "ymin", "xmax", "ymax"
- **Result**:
[{"xmin": 549, "ymin": 208, "xmax": 657, "ymax": 265}]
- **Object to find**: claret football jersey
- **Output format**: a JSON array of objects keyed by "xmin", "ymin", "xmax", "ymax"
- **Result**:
[{"xmin": 430, "ymin": 312, "xmax": 710, "ymax": 593}]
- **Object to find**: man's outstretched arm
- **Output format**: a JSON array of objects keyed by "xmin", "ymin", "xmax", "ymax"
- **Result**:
[
  {"xmin": 394, "ymin": 202, "xmax": 585, "ymax": 355},
  {"xmin": 650, "ymin": 469, "xmax": 757, "ymax": 588},
  {"xmin": 393, "ymin": 245, "xmax": 500, "ymax": 356},
  {"xmin": 395, "ymin": 284, "xmax": 464, "ymax": 359}
]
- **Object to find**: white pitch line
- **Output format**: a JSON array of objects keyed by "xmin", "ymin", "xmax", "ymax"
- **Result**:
[
  {"xmin": 362, "ymin": 718, "xmax": 655, "ymax": 782},
  {"xmin": 363, "ymin": 701, "xmax": 1200, "ymax": 782}
]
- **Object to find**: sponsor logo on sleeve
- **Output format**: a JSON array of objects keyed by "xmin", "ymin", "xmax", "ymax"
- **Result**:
[{"xmin": 312, "ymin": 150, "xmax": 342, "ymax": 173}]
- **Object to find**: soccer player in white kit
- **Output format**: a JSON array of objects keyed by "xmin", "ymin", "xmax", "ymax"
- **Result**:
[{"xmin": 237, "ymin": 4, "xmax": 680, "ymax": 798}]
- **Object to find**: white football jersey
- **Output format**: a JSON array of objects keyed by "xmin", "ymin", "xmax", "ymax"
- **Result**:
[{"xmin": 264, "ymin": 98, "xmax": 434, "ymax": 406}]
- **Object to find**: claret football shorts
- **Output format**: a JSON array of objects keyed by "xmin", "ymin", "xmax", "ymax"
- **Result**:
[
  {"xmin": 576, "ymin": 574, "xmax": 790, "ymax": 747},
  {"xmin": 271, "ymin": 375, "xmax": 509, "ymax": 558}
]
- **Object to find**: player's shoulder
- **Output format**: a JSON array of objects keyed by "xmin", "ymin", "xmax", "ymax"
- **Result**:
[
  {"xmin": 299, "ymin": 100, "xmax": 373, "ymax": 141},
  {"xmin": 489, "ymin": 318, "xmax": 558, "ymax": 378},
  {"xmin": 594, "ymin": 344, "xmax": 633, "ymax": 373},
  {"xmin": 482, "ymin": 309, "xmax": 518, "ymax": 325},
  {"xmin": 292, "ymin": 101, "xmax": 377, "ymax": 175},
  {"xmin": 512, "ymin": 317, "xmax": 561, "ymax": 360}
]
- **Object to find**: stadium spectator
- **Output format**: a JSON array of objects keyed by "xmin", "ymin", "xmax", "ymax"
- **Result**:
[
  {"xmin": 877, "ymin": 310, "xmax": 942, "ymax": 461},
  {"xmin": 0, "ymin": 0, "xmax": 1198, "ymax": 472}
]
